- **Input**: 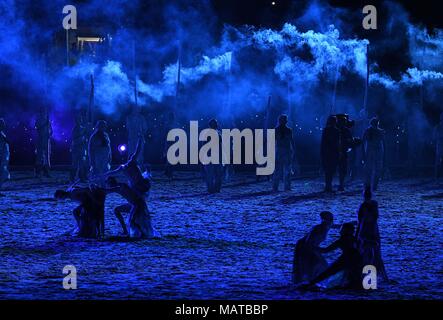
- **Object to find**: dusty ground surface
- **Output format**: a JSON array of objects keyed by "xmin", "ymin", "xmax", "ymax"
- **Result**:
[{"xmin": 0, "ymin": 170, "xmax": 442, "ymax": 300}]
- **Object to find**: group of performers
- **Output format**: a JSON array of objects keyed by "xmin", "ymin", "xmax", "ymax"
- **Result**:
[
  {"xmin": 292, "ymin": 186, "xmax": 389, "ymax": 289},
  {"xmin": 0, "ymin": 107, "xmax": 442, "ymax": 289}
]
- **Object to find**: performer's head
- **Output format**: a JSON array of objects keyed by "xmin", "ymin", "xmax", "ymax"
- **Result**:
[
  {"xmin": 105, "ymin": 176, "xmax": 118, "ymax": 188},
  {"xmin": 209, "ymin": 118, "xmax": 218, "ymax": 130},
  {"xmin": 278, "ymin": 114, "xmax": 288, "ymax": 126},
  {"xmin": 370, "ymin": 117, "xmax": 380, "ymax": 128},
  {"xmin": 320, "ymin": 211, "xmax": 334, "ymax": 227},
  {"xmin": 326, "ymin": 115, "xmax": 337, "ymax": 127},
  {"xmin": 0, "ymin": 118, "xmax": 5, "ymax": 131},
  {"xmin": 54, "ymin": 190, "xmax": 69, "ymax": 200},
  {"xmin": 95, "ymin": 120, "xmax": 107, "ymax": 132}
]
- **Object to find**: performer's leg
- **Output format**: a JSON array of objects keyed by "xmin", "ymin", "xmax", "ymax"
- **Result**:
[
  {"xmin": 114, "ymin": 204, "xmax": 131, "ymax": 235},
  {"xmin": 309, "ymin": 257, "xmax": 345, "ymax": 285},
  {"xmin": 283, "ymin": 159, "xmax": 292, "ymax": 191},
  {"xmin": 272, "ymin": 158, "xmax": 283, "ymax": 191},
  {"xmin": 338, "ymin": 159, "xmax": 347, "ymax": 191}
]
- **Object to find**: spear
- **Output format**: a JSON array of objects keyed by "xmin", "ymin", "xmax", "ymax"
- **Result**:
[
  {"xmin": 330, "ymin": 64, "xmax": 340, "ymax": 114},
  {"xmin": 363, "ymin": 44, "xmax": 369, "ymax": 110},
  {"xmin": 88, "ymin": 74, "xmax": 94, "ymax": 124},
  {"xmin": 132, "ymin": 40, "xmax": 138, "ymax": 106},
  {"xmin": 175, "ymin": 44, "xmax": 182, "ymax": 111},
  {"xmin": 264, "ymin": 95, "xmax": 271, "ymax": 130}
]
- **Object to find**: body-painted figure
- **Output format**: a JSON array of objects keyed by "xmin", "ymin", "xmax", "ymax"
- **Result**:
[
  {"xmin": 88, "ymin": 120, "xmax": 111, "ymax": 185},
  {"xmin": 349, "ymin": 109, "xmax": 369, "ymax": 180},
  {"xmin": 272, "ymin": 114, "xmax": 295, "ymax": 192},
  {"xmin": 54, "ymin": 185, "xmax": 107, "ymax": 238},
  {"xmin": 362, "ymin": 118, "xmax": 385, "ymax": 191},
  {"xmin": 203, "ymin": 119, "xmax": 223, "ymax": 194},
  {"xmin": 105, "ymin": 138, "xmax": 151, "ymax": 198},
  {"xmin": 34, "ymin": 108, "xmax": 52, "ymax": 177},
  {"xmin": 126, "ymin": 105, "xmax": 147, "ymax": 166},
  {"xmin": 306, "ymin": 223, "xmax": 363, "ymax": 289},
  {"xmin": 0, "ymin": 119, "xmax": 10, "ymax": 195},
  {"xmin": 336, "ymin": 114, "xmax": 356, "ymax": 191},
  {"xmin": 356, "ymin": 187, "xmax": 388, "ymax": 282},
  {"xmin": 321, "ymin": 116, "xmax": 340, "ymax": 192},
  {"xmin": 106, "ymin": 177, "xmax": 159, "ymax": 238},
  {"xmin": 70, "ymin": 113, "xmax": 88, "ymax": 182},
  {"xmin": 292, "ymin": 211, "xmax": 334, "ymax": 284},
  {"xmin": 433, "ymin": 113, "xmax": 443, "ymax": 178}
]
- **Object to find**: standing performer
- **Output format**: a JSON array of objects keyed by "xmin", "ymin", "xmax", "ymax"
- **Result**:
[
  {"xmin": 356, "ymin": 186, "xmax": 389, "ymax": 282},
  {"xmin": 362, "ymin": 117, "xmax": 385, "ymax": 191},
  {"xmin": 34, "ymin": 107, "xmax": 52, "ymax": 178},
  {"xmin": 336, "ymin": 114, "xmax": 356, "ymax": 191},
  {"xmin": 70, "ymin": 112, "xmax": 88, "ymax": 182},
  {"xmin": 433, "ymin": 113, "xmax": 443, "ymax": 178},
  {"xmin": 272, "ymin": 114, "xmax": 296, "ymax": 192},
  {"xmin": 0, "ymin": 119, "xmax": 10, "ymax": 196},
  {"xmin": 126, "ymin": 104, "xmax": 147, "ymax": 167},
  {"xmin": 321, "ymin": 115, "xmax": 340, "ymax": 192},
  {"xmin": 203, "ymin": 119, "xmax": 224, "ymax": 194},
  {"xmin": 88, "ymin": 120, "xmax": 111, "ymax": 185}
]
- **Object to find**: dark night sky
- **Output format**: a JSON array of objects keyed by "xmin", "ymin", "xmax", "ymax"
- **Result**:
[{"xmin": 2, "ymin": 0, "xmax": 442, "ymax": 166}]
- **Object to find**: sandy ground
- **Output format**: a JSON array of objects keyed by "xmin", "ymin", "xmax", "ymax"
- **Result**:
[{"xmin": 0, "ymin": 170, "xmax": 442, "ymax": 300}]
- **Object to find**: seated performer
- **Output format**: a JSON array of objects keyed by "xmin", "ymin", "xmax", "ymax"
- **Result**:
[
  {"xmin": 292, "ymin": 211, "xmax": 334, "ymax": 284},
  {"xmin": 304, "ymin": 223, "xmax": 363, "ymax": 289},
  {"xmin": 105, "ymin": 137, "xmax": 150, "ymax": 197},
  {"xmin": 356, "ymin": 186, "xmax": 388, "ymax": 281},
  {"xmin": 106, "ymin": 177, "xmax": 159, "ymax": 238},
  {"xmin": 54, "ymin": 185, "xmax": 107, "ymax": 239}
]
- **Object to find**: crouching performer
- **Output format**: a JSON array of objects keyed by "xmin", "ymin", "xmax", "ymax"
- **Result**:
[
  {"xmin": 292, "ymin": 211, "xmax": 334, "ymax": 284},
  {"xmin": 302, "ymin": 223, "xmax": 363, "ymax": 289},
  {"xmin": 54, "ymin": 185, "xmax": 107, "ymax": 238},
  {"xmin": 106, "ymin": 177, "xmax": 159, "ymax": 239}
]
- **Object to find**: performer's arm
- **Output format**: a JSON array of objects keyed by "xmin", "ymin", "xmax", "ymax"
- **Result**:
[
  {"xmin": 319, "ymin": 239, "xmax": 340, "ymax": 253},
  {"xmin": 128, "ymin": 137, "xmax": 143, "ymax": 164}
]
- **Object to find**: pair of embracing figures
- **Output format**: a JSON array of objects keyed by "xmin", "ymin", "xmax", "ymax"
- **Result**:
[{"xmin": 55, "ymin": 138, "xmax": 159, "ymax": 239}]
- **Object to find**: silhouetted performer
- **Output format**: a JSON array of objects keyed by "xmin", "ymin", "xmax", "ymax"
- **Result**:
[
  {"xmin": 273, "ymin": 114, "xmax": 295, "ymax": 192},
  {"xmin": 0, "ymin": 119, "xmax": 10, "ymax": 195},
  {"xmin": 433, "ymin": 113, "xmax": 443, "ymax": 178},
  {"xmin": 362, "ymin": 118, "xmax": 385, "ymax": 191},
  {"xmin": 292, "ymin": 211, "xmax": 334, "ymax": 284},
  {"xmin": 106, "ymin": 177, "xmax": 159, "ymax": 238},
  {"xmin": 203, "ymin": 119, "xmax": 223, "ymax": 194},
  {"xmin": 126, "ymin": 105, "xmax": 147, "ymax": 166},
  {"xmin": 54, "ymin": 185, "xmax": 107, "ymax": 238},
  {"xmin": 356, "ymin": 186, "xmax": 388, "ymax": 281},
  {"xmin": 336, "ymin": 114, "xmax": 355, "ymax": 191},
  {"xmin": 70, "ymin": 113, "xmax": 88, "ymax": 182},
  {"xmin": 105, "ymin": 137, "xmax": 151, "ymax": 198},
  {"xmin": 307, "ymin": 223, "xmax": 363, "ymax": 289},
  {"xmin": 34, "ymin": 108, "xmax": 52, "ymax": 177},
  {"xmin": 88, "ymin": 120, "xmax": 111, "ymax": 185},
  {"xmin": 321, "ymin": 116, "xmax": 340, "ymax": 192}
]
